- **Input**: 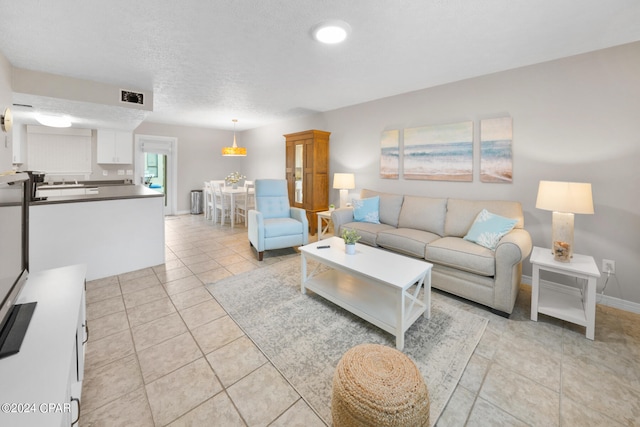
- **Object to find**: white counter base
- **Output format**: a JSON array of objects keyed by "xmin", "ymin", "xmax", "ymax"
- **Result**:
[{"xmin": 30, "ymin": 196, "xmax": 165, "ymax": 280}]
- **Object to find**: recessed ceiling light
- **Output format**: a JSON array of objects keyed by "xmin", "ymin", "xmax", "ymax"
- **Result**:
[{"xmin": 312, "ymin": 20, "xmax": 351, "ymax": 44}]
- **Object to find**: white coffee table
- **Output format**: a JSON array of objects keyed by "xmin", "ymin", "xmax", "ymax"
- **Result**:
[{"xmin": 300, "ymin": 236, "xmax": 432, "ymax": 350}]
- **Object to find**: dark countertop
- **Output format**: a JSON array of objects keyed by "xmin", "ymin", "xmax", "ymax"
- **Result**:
[{"xmin": 30, "ymin": 185, "xmax": 164, "ymax": 206}]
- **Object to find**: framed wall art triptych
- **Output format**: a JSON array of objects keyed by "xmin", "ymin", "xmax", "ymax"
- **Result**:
[{"xmin": 379, "ymin": 117, "xmax": 512, "ymax": 183}]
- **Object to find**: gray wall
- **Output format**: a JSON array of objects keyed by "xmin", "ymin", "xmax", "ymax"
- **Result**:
[{"xmin": 240, "ymin": 42, "xmax": 640, "ymax": 306}]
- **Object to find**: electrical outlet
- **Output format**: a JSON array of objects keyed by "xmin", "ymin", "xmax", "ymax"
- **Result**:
[
  {"xmin": 102, "ymin": 170, "xmax": 108, "ymax": 176},
  {"xmin": 602, "ymin": 259, "xmax": 616, "ymax": 275}
]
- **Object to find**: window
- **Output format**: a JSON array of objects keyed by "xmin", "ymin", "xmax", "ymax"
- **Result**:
[{"xmin": 27, "ymin": 126, "xmax": 92, "ymax": 174}]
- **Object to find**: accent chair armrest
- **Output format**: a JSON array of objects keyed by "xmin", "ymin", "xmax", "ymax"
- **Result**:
[
  {"xmin": 290, "ymin": 207, "xmax": 310, "ymax": 244},
  {"xmin": 248, "ymin": 209, "xmax": 265, "ymax": 251}
]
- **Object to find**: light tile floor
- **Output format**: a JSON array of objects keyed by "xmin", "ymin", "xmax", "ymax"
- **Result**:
[{"xmin": 81, "ymin": 214, "xmax": 640, "ymax": 426}]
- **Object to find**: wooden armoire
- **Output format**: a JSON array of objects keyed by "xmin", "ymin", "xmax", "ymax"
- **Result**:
[{"xmin": 284, "ymin": 130, "xmax": 330, "ymax": 235}]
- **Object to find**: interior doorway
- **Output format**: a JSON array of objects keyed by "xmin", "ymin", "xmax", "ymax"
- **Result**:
[{"xmin": 135, "ymin": 135, "xmax": 177, "ymax": 216}]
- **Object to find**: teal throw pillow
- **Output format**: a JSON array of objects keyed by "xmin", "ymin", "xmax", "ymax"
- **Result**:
[
  {"xmin": 463, "ymin": 209, "xmax": 517, "ymax": 250},
  {"xmin": 352, "ymin": 196, "xmax": 380, "ymax": 224}
]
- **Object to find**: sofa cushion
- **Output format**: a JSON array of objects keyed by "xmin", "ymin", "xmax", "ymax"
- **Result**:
[
  {"xmin": 463, "ymin": 209, "xmax": 518, "ymax": 250},
  {"xmin": 340, "ymin": 222, "xmax": 395, "ymax": 247},
  {"xmin": 444, "ymin": 199, "xmax": 524, "ymax": 237},
  {"xmin": 361, "ymin": 189, "xmax": 404, "ymax": 227},
  {"xmin": 397, "ymin": 196, "xmax": 447, "ymax": 236},
  {"xmin": 376, "ymin": 228, "xmax": 441, "ymax": 258},
  {"xmin": 352, "ymin": 196, "xmax": 380, "ymax": 224},
  {"xmin": 426, "ymin": 237, "xmax": 496, "ymax": 276}
]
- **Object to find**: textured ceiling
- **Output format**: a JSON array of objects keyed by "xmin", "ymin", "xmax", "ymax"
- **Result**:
[{"xmin": 1, "ymin": 0, "xmax": 639, "ymax": 131}]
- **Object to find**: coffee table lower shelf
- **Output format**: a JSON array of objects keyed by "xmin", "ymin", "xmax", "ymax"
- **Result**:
[{"xmin": 303, "ymin": 269, "xmax": 427, "ymax": 350}]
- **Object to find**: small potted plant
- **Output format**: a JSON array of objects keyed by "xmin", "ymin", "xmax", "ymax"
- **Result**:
[
  {"xmin": 341, "ymin": 229, "xmax": 361, "ymax": 255},
  {"xmin": 225, "ymin": 171, "xmax": 246, "ymax": 189},
  {"xmin": 329, "ymin": 204, "xmax": 335, "ymax": 212}
]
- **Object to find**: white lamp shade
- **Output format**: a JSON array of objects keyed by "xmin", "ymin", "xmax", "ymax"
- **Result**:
[
  {"xmin": 535, "ymin": 181, "xmax": 594, "ymax": 214},
  {"xmin": 333, "ymin": 173, "xmax": 355, "ymax": 190}
]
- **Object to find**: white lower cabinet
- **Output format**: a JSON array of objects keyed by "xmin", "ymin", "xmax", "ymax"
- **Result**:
[{"xmin": 0, "ymin": 265, "xmax": 87, "ymax": 427}]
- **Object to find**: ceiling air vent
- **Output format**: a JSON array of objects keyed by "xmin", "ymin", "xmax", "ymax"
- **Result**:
[{"xmin": 120, "ymin": 90, "xmax": 144, "ymax": 105}]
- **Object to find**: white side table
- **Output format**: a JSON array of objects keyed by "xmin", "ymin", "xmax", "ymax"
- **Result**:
[
  {"xmin": 317, "ymin": 210, "xmax": 333, "ymax": 240},
  {"xmin": 530, "ymin": 246, "xmax": 601, "ymax": 340}
]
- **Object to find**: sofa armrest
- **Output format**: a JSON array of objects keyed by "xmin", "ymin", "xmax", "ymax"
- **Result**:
[
  {"xmin": 492, "ymin": 228, "xmax": 533, "ymax": 314},
  {"xmin": 331, "ymin": 207, "xmax": 354, "ymax": 236},
  {"xmin": 495, "ymin": 228, "xmax": 533, "ymax": 265}
]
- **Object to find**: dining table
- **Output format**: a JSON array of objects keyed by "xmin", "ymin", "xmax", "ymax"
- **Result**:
[{"xmin": 221, "ymin": 186, "xmax": 255, "ymax": 228}]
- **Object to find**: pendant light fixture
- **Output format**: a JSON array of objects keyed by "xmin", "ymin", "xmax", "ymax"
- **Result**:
[{"xmin": 221, "ymin": 119, "xmax": 247, "ymax": 157}]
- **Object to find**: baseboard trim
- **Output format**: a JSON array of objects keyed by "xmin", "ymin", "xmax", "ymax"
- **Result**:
[{"xmin": 520, "ymin": 274, "xmax": 640, "ymax": 315}]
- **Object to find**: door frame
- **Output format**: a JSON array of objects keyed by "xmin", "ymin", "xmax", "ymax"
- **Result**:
[{"xmin": 135, "ymin": 134, "xmax": 178, "ymax": 215}]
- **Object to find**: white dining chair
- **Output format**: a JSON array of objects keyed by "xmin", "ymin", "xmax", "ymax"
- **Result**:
[
  {"xmin": 235, "ymin": 182, "xmax": 255, "ymax": 227},
  {"xmin": 212, "ymin": 181, "xmax": 231, "ymax": 225},
  {"xmin": 208, "ymin": 180, "xmax": 220, "ymax": 223},
  {"xmin": 203, "ymin": 181, "xmax": 215, "ymax": 221}
]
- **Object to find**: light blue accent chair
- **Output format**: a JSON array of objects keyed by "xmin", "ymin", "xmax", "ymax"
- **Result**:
[{"xmin": 248, "ymin": 179, "xmax": 309, "ymax": 261}]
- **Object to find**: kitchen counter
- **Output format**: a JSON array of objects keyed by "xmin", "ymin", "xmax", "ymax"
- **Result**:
[
  {"xmin": 31, "ymin": 184, "xmax": 163, "ymax": 205},
  {"xmin": 29, "ymin": 185, "xmax": 165, "ymax": 280}
]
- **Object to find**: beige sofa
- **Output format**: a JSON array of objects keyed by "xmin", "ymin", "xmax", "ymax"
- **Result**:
[{"xmin": 331, "ymin": 189, "xmax": 532, "ymax": 315}]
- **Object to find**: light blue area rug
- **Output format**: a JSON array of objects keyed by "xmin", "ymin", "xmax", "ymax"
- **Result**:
[{"xmin": 207, "ymin": 257, "xmax": 487, "ymax": 426}]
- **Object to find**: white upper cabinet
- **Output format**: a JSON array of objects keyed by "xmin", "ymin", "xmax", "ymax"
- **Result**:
[{"xmin": 97, "ymin": 129, "xmax": 133, "ymax": 164}]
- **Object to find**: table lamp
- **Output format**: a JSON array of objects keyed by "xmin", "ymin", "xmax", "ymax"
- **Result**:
[
  {"xmin": 535, "ymin": 180, "xmax": 594, "ymax": 262},
  {"xmin": 333, "ymin": 173, "xmax": 355, "ymax": 208}
]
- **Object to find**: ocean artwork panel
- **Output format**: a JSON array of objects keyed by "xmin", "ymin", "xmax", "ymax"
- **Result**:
[
  {"xmin": 380, "ymin": 129, "xmax": 399, "ymax": 179},
  {"xmin": 403, "ymin": 121, "xmax": 473, "ymax": 181},
  {"xmin": 481, "ymin": 117, "xmax": 513, "ymax": 183}
]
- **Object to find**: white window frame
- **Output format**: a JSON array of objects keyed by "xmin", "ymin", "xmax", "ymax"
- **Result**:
[{"xmin": 27, "ymin": 125, "xmax": 92, "ymax": 175}]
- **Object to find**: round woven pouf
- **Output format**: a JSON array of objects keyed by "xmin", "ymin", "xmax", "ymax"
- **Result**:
[{"xmin": 331, "ymin": 343, "xmax": 430, "ymax": 427}]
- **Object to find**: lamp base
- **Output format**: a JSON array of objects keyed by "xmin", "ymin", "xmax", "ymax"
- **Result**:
[
  {"xmin": 339, "ymin": 189, "xmax": 349, "ymax": 209},
  {"xmin": 551, "ymin": 211, "xmax": 574, "ymax": 262}
]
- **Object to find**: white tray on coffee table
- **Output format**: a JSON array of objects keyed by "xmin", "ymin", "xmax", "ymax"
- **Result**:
[{"xmin": 300, "ymin": 236, "xmax": 432, "ymax": 350}]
